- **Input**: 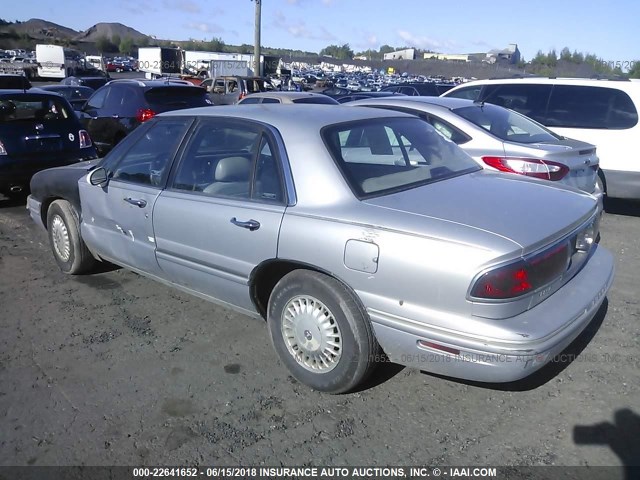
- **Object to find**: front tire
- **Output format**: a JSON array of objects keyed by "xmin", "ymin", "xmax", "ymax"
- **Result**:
[
  {"xmin": 46, "ymin": 200, "xmax": 97, "ymax": 275},
  {"xmin": 267, "ymin": 270, "xmax": 380, "ymax": 393}
]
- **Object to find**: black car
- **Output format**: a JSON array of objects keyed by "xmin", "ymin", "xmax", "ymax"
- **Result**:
[
  {"xmin": 37, "ymin": 85, "xmax": 94, "ymax": 110},
  {"xmin": 79, "ymin": 79, "xmax": 212, "ymax": 156},
  {"xmin": 0, "ymin": 74, "xmax": 32, "ymax": 90},
  {"xmin": 60, "ymin": 75, "xmax": 110, "ymax": 91},
  {"xmin": 380, "ymin": 82, "xmax": 456, "ymax": 96},
  {"xmin": 0, "ymin": 90, "xmax": 97, "ymax": 197}
]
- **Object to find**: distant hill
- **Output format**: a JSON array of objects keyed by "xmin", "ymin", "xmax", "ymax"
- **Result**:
[
  {"xmin": 0, "ymin": 18, "xmax": 78, "ymax": 39},
  {"xmin": 76, "ymin": 22, "xmax": 148, "ymax": 42}
]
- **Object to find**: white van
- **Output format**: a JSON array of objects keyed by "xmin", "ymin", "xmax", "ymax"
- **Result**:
[
  {"xmin": 35, "ymin": 44, "xmax": 82, "ymax": 79},
  {"xmin": 443, "ymin": 78, "xmax": 640, "ymax": 200}
]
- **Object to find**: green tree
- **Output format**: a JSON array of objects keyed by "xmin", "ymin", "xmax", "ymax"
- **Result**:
[
  {"xmin": 96, "ymin": 35, "xmax": 116, "ymax": 53},
  {"xmin": 319, "ymin": 43, "xmax": 353, "ymax": 60},
  {"xmin": 206, "ymin": 37, "xmax": 225, "ymax": 52},
  {"xmin": 629, "ymin": 61, "xmax": 640, "ymax": 79},
  {"xmin": 379, "ymin": 44, "xmax": 395, "ymax": 55},
  {"xmin": 138, "ymin": 36, "xmax": 149, "ymax": 48},
  {"xmin": 560, "ymin": 47, "xmax": 572, "ymax": 62},
  {"xmin": 111, "ymin": 34, "xmax": 121, "ymax": 51},
  {"xmin": 119, "ymin": 37, "xmax": 134, "ymax": 55}
]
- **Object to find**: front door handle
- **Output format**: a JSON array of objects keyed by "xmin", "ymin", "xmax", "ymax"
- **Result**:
[
  {"xmin": 124, "ymin": 197, "xmax": 147, "ymax": 208},
  {"xmin": 230, "ymin": 217, "xmax": 260, "ymax": 231}
]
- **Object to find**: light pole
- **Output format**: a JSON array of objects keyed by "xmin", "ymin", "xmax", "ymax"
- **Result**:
[{"xmin": 252, "ymin": 0, "xmax": 261, "ymax": 76}]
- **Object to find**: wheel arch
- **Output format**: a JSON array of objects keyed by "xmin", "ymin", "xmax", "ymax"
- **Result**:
[
  {"xmin": 249, "ymin": 259, "xmax": 365, "ymax": 321},
  {"xmin": 40, "ymin": 196, "xmax": 80, "ymax": 230}
]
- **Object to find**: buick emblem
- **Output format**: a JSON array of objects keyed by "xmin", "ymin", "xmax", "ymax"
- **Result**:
[{"xmin": 68, "ymin": 133, "xmax": 75, "ymax": 141}]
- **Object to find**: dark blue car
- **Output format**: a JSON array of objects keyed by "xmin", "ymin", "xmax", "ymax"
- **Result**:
[{"xmin": 0, "ymin": 90, "xmax": 97, "ymax": 197}]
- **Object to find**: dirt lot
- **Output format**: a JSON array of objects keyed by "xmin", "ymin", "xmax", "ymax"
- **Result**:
[{"xmin": 0, "ymin": 195, "xmax": 639, "ymax": 472}]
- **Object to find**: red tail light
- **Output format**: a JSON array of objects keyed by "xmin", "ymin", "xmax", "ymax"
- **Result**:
[
  {"xmin": 470, "ymin": 242, "xmax": 570, "ymax": 300},
  {"xmin": 136, "ymin": 108, "xmax": 156, "ymax": 123},
  {"xmin": 238, "ymin": 92, "xmax": 246, "ymax": 101},
  {"xmin": 481, "ymin": 156, "xmax": 569, "ymax": 181},
  {"xmin": 79, "ymin": 130, "xmax": 92, "ymax": 148}
]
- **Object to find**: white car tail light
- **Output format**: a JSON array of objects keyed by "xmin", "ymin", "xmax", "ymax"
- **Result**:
[{"xmin": 481, "ymin": 156, "xmax": 569, "ymax": 181}]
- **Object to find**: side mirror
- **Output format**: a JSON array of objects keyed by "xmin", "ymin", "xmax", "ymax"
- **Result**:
[{"xmin": 89, "ymin": 167, "xmax": 109, "ymax": 187}]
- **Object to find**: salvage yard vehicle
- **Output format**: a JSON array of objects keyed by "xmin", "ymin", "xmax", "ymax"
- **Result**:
[
  {"xmin": 0, "ymin": 90, "xmax": 96, "ymax": 197},
  {"xmin": 349, "ymin": 96, "xmax": 602, "ymax": 200},
  {"xmin": 443, "ymin": 78, "xmax": 640, "ymax": 200},
  {"xmin": 27, "ymin": 105, "xmax": 614, "ymax": 393},
  {"xmin": 78, "ymin": 79, "xmax": 212, "ymax": 156}
]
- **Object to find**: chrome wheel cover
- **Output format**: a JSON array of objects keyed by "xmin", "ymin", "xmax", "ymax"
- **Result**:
[
  {"xmin": 281, "ymin": 295, "xmax": 342, "ymax": 373},
  {"xmin": 51, "ymin": 215, "xmax": 71, "ymax": 262}
]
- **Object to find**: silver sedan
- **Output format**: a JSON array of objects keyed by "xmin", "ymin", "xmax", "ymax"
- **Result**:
[
  {"xmin": 27, "ymin": 105, "xmax": 614, "ymax": 393},
  {"xmin": 349, "ymin": 96, "xmax": 602, "ymax": 201}
]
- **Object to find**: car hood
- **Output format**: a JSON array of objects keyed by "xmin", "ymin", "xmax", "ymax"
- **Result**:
[{"xmin": 362, "ymin": 171, "xmax": 597, "ymax": 254}]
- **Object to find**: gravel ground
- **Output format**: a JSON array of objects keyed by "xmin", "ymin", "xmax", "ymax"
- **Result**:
[{"xmin": 0, "ymin": 195, "xmax": 639, "ymax": 473}]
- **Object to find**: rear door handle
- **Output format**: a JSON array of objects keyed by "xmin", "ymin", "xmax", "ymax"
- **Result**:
[
  {"xmin": 230, "ymin": 217, "xmax": 260, "ymax": 231},
  {"xmin": 124, "ymin": 197, "xmax": 147, "ymax": 208}
]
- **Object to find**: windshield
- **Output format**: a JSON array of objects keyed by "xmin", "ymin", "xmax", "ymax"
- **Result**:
[
  {"xmin": 323, "ymin": 117, "xmax": 481, "ymax": 198},
  {"xmin": 0, "ymin": 95, "xmax": 73, "ymax": 122},
  {"xmin": 453, "ymin": 103, "xmax": 561, "ymax": 144}
]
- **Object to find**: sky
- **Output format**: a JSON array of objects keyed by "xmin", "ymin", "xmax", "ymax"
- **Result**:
[{"xmin": 8, "ymin": 0, "xmax": 640, "ymax": 63}]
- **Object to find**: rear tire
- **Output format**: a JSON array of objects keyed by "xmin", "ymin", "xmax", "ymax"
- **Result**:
[
  {"xmin": 267, "ymin": 270, "xmax": 380, "ymax": 393},
  {"xmin": 46, "ymin": 200, "xmax": 97, "ymax": 275}
]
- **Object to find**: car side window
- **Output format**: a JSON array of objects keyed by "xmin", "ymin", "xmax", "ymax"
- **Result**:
[
  {"xmin": 85, "ymin": 87, "xmax": 108, "ymax": 110},
  {"xmin": 262, "ymin": 97, "xmax": 280, "ymax": 104},
  {"xmin": 171, "ymin": 120, "xmax": 284, "ymax": 203},
  {"xmin": 240, "ymin": 97, "xmax": 262, "ymax": 104},
  {"xmin": 482, "ymin": 84, "xmax": 552, "ymax": 124},
  {"xmin": 446, "ymin": 86, "xmax": 482, "ymax": 101},
  {"xmin": 425, "ymin": 115, "xmax": 472, "ymax": 145},
  {"xmin": 546, "ymin": 85, "xmax": 638, "ymax": 130},
  {"xmin": 110, "ymin": 119, "xmax": 191, "ymax": 188}
]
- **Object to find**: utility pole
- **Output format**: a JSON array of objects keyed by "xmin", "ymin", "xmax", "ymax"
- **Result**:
[{"xmin": 252, "ymin": 0, "xmax": 261, "ymax": 76}]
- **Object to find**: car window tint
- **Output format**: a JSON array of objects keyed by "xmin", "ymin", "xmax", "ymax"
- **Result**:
[
  {"xmin": 481, "ymin": 84, "xmax": 552, "ymax": 124},
  {"xmin": 254, "ymin": 137, "xmax": 284, "ymax": 202},
  {"xmin": 262, "ymin": 97, "xmax": 280, "ymax": 104},
  {"xmin": 323, "ymin": 117, "xmax": 480, "ymax": 198},
  {"xmin": 0, "ymin": 95, "xmax": 72, "ymax": 122},
  {"xmin": 172, "ymin": 121, "xmax": 261, "ymax": 199},
  {"xmin": 111, "ymin": 119, "xmax": 190, "ymax": 187},
  {"xmin": 453, "ymin": 104, "xmax": 560, "ymax": 144},
  {"xmin": 86, "ymin": 87, "xmax": 108, "ymax": 109},
  {"xmin": 546, "ymin": 85, "xmax": 638, "ymax": 129},
  {"xmin": 239, "ymin": 97, "xmax": 261, "ymax": 104},
  {"xmin": 426, "ymin": 115, "xmax": 472, "ymax": 145},
  {"xmin": 446, "ymin": 86, "xmax": 482, "ymax": 101}
]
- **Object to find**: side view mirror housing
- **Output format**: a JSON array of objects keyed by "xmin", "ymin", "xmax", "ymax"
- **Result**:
[{"xmin": 89, "ymin": 167, "xmax": 109, "ymax": 187}]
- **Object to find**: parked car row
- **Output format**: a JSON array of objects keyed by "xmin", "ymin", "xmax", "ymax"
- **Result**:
[{"xmin": 443, "ymin": 77, "xmax": 640, "ymax": 200}]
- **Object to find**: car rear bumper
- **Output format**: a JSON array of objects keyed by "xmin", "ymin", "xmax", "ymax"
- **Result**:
[
  {"xmin": 368, "ymin": 246, "xmax": 615, "ymax": 383},
  {"xmin": 0, "ymin": 150, "xmax": 97, "ymax": 192}
]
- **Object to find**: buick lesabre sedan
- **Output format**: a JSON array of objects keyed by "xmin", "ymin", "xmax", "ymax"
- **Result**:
[{"xmin": 27, "ymin": 105, "xmax": 614, "ymax": 393}]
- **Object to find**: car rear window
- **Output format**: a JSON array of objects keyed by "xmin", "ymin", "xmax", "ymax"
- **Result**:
[
  {"xmin": 144, "ymin": 87, "xmax": 210, "ymax": 111},
  {"xmin": 322, "ymin": 117, "xmax": 480, "ymax": 198},
  {"xmin": 293, "ymin": 96, "xmax": 339, "ymax": 105},
  {"xmin": 0, "ymin": 95, "xmax": 73, "ymax": 122},
  {"xmin": 245, "ymin": 78, "xmax": 268, "ymax": 93},
  {"xmin": 453, "ymin": 103, "xmax": 561, "ymax": 144}
]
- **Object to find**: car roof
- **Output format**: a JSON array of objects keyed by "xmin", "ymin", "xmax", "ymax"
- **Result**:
[
  {"xmin": 350, "ymin": 96, "xmax": 476, "ymax": 110},
  {"xmin": 105, "ymin": 79, "xmax": 200, "ymax": 88},
  {"xmin": 162, "ymin": 104, "xmax": 412, "ymax": 130},
  {"xmin": 450, "ymin": 77, "xmax": 640, "ymax": 93},
  {"xmin": 0, "ymin": 89, "xmax": 58, "ymax": 97},
  {"xmin": 247, "ymin": 92, "xmax": 328, "ymax": 100}
]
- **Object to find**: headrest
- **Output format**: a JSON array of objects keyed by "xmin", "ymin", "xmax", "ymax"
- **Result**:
[{"xmin": 215, "ymin": 156, "xmax": 251, "ymax": 182}]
